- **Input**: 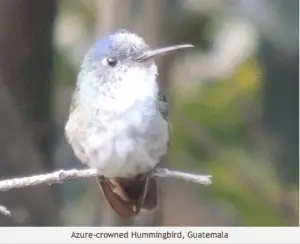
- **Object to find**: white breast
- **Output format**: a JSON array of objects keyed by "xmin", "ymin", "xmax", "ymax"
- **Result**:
[{"xmin": 66, "ymin": 65, "xmax": 169, "ymax": 178}]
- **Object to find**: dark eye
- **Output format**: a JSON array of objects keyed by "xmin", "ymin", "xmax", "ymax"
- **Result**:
[{"xmin": 106, "ymin": 57, "xmax": 118, "ymax": 67}]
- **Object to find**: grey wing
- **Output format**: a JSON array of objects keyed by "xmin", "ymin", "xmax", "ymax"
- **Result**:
[{"xmin": 157, "ymin": 87, "xmax": 172, "ymax": 146}]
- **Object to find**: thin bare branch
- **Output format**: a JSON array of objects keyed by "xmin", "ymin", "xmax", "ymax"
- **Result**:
[
  {"xmin": 0, "ymin": 167, "xmax": 211, "ymax": 217},
  {"xmin": 154, "ymin": 168, "xmax": 212, "ymax": 185},
  {"xmin": 0, "ymin": 168, "xmax": 212, "ymax": 192},
  {"xmin": 0, "ymin": 205, "xmax": 11, "ymax": 217}
]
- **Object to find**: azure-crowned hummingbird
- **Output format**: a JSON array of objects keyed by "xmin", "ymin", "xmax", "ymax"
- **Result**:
[{"xmin": 65, "ymin": 29, "xmax": 194, "ymax": 218}]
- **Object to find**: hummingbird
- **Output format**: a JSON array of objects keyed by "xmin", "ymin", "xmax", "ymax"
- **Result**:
[{"xmin": 65, "ymin": 29, "xmax": 194, "ymax": 219}]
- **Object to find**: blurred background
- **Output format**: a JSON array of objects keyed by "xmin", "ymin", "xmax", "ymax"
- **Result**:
[{"xmin": 0, "ymin": 0, "xmax": 298, "ymax": 226}]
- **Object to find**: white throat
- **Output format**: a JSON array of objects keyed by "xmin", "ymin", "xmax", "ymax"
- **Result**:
[{"xmin": 77, "ymin": 64, "xmax": 159, "ymax": 119}]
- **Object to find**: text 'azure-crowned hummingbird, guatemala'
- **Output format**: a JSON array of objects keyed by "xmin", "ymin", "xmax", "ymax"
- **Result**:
[{"xmin": 65, "ymin": 29, "xmax": 194, "ymax": 219}]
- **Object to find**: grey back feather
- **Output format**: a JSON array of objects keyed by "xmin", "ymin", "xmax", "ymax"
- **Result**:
[{"xmin": 157, "ymin": 86, "xmax": 171, "ymax": 147}]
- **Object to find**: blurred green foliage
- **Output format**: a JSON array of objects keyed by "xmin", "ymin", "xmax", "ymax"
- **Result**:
[{"xmin": 170, "ymin": 57, "xmax": 298, "ymax": 226}]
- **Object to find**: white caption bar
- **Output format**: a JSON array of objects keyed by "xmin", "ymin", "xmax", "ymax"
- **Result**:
[{"xmin": 0, "ymin": 227, "xmax": 299, "ymax": 243}]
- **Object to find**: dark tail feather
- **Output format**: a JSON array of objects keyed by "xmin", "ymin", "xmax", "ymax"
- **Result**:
[{"xmin": 97, "ymin": 175, "xmax": 157, "ymax": 219}]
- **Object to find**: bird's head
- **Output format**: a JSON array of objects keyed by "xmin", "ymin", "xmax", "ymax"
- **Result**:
[{"xmin": 78, "ymin": 29, "xmax": 194, "ymax": 87}]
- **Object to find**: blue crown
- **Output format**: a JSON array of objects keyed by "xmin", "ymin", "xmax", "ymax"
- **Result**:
[{"xmin": 94, "ymin": 29, "xmax": 132, "ymax": 58}]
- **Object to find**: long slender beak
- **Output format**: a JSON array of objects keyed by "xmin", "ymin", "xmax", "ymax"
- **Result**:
[{"xmin": 135, "ymin": 44, "xmax": 194, "ymax": 61}]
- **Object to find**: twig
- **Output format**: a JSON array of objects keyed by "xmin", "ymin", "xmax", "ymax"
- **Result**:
[
  {"xmin": 154, "ymin": 168, "xmax": 212, "ymax": 185},
  {"xmin": 0, "ymin": 167, "xmax": 211, "ymax": 192},
  {"xmin": 0, "ymin": 167, "xmax": 211, "ymax": 217},
  {"xmin": 0, "ymin": 205, "xmax": 11, "ymax": 217}
]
